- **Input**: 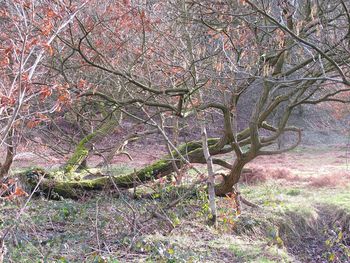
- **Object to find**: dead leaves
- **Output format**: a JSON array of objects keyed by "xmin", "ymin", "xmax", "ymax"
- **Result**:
[{"xmin": 0, "ymin": 178, "xmax": 28, "ymax": 201}]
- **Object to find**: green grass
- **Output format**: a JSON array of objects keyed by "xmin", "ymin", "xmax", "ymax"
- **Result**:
[{"xmin": 2, "ymin": 160, "xmax": 350, "ymax": 262}]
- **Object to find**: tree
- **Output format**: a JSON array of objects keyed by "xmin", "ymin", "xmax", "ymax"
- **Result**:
[
  {"xmin": 23, "ymin": 0, "xmax": 350, "ymax": 198},
  {"xmin": 0, "ymin": 0, "xmax": 87, "ymax": 177}
]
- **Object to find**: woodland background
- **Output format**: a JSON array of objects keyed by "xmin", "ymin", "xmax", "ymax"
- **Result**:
[{"xmin": 1, "ymin": 0, "xmax": 350, "ymax": 262}]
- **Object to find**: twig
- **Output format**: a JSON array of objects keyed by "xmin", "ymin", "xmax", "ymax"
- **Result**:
[
  {"xmin": 95, "ymin": 199, "xmax": 101, "ymax": 252},
  {"xmin": 241, "ymin": 196, "xmax": 260, "ymax": 208}
]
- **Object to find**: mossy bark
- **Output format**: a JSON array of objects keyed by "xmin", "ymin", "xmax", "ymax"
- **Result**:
[
  {"xmin": 64, "ymin": 134, "xmax": 92, "ymax": 174},
  {"xmin": 22, "ymin": 161, "xmax": 175, "ymax": 199},
  {"xmin": 64, "ymin": 119, "xmax": 118, "ymax": 174},
  {"xmin": 23, "ymin": 138, "xmax": 225, "ymax": 198}
]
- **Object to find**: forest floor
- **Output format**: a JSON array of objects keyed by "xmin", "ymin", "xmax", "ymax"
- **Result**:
[{"xmin": 1, "ymin": 144, "xmax": 350, "ymax": 262}]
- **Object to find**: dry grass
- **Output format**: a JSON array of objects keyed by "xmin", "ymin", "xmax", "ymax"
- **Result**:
[
  {"xmin": 308, "ymin": 172, "xmax": 350, "ymax": 188},
  {"xmin": 240, "ymin": 167, "xmax": 301, "ymax": 185}
]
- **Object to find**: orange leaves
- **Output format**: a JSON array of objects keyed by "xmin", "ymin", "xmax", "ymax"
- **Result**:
[
  {"xmin": 0, "ymin": 96, "xmax": 16, "ymax": 107},
  {"xmin": 225, "ymin": 192, "xmax": 240, "ymax": 213},
  {"xmin": 46, "ymin": 8, "xmax": 60, "ymax": 19},
  {"xmin": 36, "ymin": 112, "xmax": 49, "ymax": 121},
  {"xmin": 26, "ymin": 113, "xmax": 49, "ymax": 128},
  {"xmin": 51, "ymin": 84, "xmax": 72, "ymax": 112},
  {"xmin": 26, "ymin": 119, "xmax": 41, "ymax": 128},
  {"xmin": 0, "ymin": 178, "xmax": 28, "ymax": 201},
  {"xmin": 0, "ymin": 8, "xmax": 9, "ymax": 18},
  {"xmin": 140, "ymin": 10, "xmax": 146, "ymax": 20},
  {"xmin": 58, "ymin": 88, "xmax": 71, "ymax": 104},
  {"xmin": 22, "ymin": 1, "xmax": 31, "ymax": 9},
  {"xmin": 41, "ymin": 20, "xmax": 53, "ymax": 37},
  {"xmin": 238, "ymin": 0, "xmax": 247, "ymax": 5},
  {"xmin": 21, "ymin": 73, "xmax": 29, "ymax": 83},
  {"xmin": 39, "ymin": 86, "xmax": 52, "ymax": 101},
  {"xmin": 219, "ymin": 192, "xmax": 241, "ymax": 225},
  {"xmin": 0, "ymin": 56, "xmax": 10, "ymax": 67},
  {"xmin": 13, "ymin": 187, "xmax": 28, "ymax": 198}
]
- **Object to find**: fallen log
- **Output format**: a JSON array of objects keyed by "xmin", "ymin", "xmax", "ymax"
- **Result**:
[{"xmin": 21, "ymin": 139, "xmax": 227, "ymax": 198}]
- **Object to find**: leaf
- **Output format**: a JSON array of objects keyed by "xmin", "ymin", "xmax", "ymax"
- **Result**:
[
  {"xmin": 0, "ymin": 56, "xmax": 9, "ymax": 67},
  {"xmin": 41, "ymin": 21, "xmax": 53, "ymax": 36},
  {"xmin": 36, "ymin": 113, "xmax": 49, "ymax": 122},
  {"xmin": 337, "ymin": 231, "xmax": 343, "ymax": 243},
  {"xmin": 27, "ymin": 119, "xmax": 40, "ymax": 128},
  {"xmin": 13, "ymin": 187, "xmax": 28, "ymax": 197},
  {"xmin": 46, "ymin": 8, "xmax": 57, "ymax": 18},
  {"xmin": 39, "ymin": 86, "xmax": 52, "ymax": 100},
  {"xmin": 0, "ymin": 95, "xmax": 16, "ymax": 106},
  {"xmin": 140, "ymin": 10, "xmax": 145, "ymax": 20}
]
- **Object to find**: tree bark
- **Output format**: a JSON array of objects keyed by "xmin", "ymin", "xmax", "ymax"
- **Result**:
[
  {"xmin": 214, "ymin": 159, "xmax": 247, "ymax": 196},
  {"xmin": 0, "ymin": 129, "xmax": 14, "ymax": 178},
  {"xmin": 64, "ymin": 119, "xmax": 118, "ymax": 174},
  {"xmin": 22, "ymin": 138, "xmax": 229, "ymax": 198}
]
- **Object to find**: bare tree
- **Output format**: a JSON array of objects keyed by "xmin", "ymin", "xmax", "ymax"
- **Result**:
[
  {"xmin": 0, "ymin": 0, "xmax": 87, "ymax": 177},
  {"xmin": 22, "ymin": 0, "xmax": 350, "ymax": 198}
]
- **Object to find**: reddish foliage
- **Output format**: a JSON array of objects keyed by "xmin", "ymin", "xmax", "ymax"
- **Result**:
[
  {"xmin": 240, "ymin": 166, "xmax": 300, "ymax": 185},
  {"xmin": 0, "ymin": 178, "xmax": 28, "ymax": 201},
  {"xmin": 308, "ymin": 172, "xmax": 350, "ymax": 188}
]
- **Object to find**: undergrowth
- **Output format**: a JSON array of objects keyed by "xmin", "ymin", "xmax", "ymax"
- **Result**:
[{"xmin": 1, "ymin": 180, "xmax": 349, "ymax": 262}]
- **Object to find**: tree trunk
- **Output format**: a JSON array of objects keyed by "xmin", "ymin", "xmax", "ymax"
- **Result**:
[
  {"xmin": 64, "ymin": 119, "xmax": 118, "ymax": 174},
  {"xmin": 0, "ymin": 129, "xmax": 14, "ymax": 178},
  {"xmin": 23, "ymin": 156, "xmax": 248, "ymax": 199},
  {"xmin": 214, "ymin": 159, "xmax": 246, "ymax": 196},
  {"xmin": 23, "ymin": 139, "xmax": 226, "ymax": 198},
  {"xmin": 21, "ymin": 160, "xmax": 174, "ymax": 198}
]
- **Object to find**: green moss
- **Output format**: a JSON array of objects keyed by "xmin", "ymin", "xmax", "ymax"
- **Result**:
[
  {"xmin": 64, "ymin": 133, "xmax": 93, "ymax": 174},
  {"xmin": 137, "ymin": 160, "xmax": 169, "ymax": 178},
  {"xmin": 22, "ymin": 137, "xmax": 227, "ymax": 198},
  {"xmin": 64, "ymin": 119, "xmax": 118, "ymax": 174},
  {"xmin": 176, "ymin": 138, "xmax": 220, "ymax": 156}
]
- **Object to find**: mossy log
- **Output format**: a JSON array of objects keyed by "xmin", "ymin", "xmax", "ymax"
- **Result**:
[
  {"xmin": 22, "ymin": 139, "xmax": 226, "ymax": 198},
  {"xmin": 64, "ymin": 119, "xmax": 118, "ymax": 174}
]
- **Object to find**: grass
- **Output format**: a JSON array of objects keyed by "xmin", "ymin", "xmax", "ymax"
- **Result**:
[
  {"xmin": 2, "ymin": 146, "xmax": 350, "ymax": 262},
  {"xmin": 1, "ymin": 181, "xmax": 349, "ymax": 262}
]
